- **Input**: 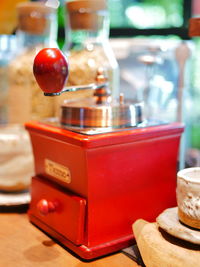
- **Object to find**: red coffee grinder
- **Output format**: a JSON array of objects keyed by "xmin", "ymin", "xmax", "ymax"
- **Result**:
[{"xmin": 26, "ymin": 49, "xmax": 184, "ymax": 259}]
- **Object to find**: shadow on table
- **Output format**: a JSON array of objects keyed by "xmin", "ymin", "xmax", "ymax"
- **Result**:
[{"xmin": 0, "ymin": 204, "xmax": 29, "ymax": 213}]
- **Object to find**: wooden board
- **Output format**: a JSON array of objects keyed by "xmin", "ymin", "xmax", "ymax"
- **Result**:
[
  {"xmin": 0, "ymin": 212, "xmax": 139, "ymax": 267},
  {"xmin": 133, "ymin": 219, "xmax": 200, "ymax": 267}
]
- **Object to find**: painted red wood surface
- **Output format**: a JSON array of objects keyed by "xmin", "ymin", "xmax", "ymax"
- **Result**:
[{"xmin": 29, "ymin": 176, "xmax": 86, "ymax": 245}]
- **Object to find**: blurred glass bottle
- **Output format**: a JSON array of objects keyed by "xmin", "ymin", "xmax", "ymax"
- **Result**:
[
  {"xmin": 58, "ymin": 0, "xmax": 119, "ymax": 107},
  {"xmin": 0, "ymin": 35, "xmax": 17, "ymax": 124},
  {"xmin": 8, "ymin": 2, "xmax": 58, "ymax": 124},
  {"xmin": 188, "ymin": 17, "xmax": 200, "ymax": 152},
  {"xmin": 57, "ymin": 0, "xmax": 65, "ymax": 48}
]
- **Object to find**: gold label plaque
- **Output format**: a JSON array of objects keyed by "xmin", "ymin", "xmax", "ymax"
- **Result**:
[{"xmin": 45, "ymin": 159, "xmax": 71, "ymax": 184}]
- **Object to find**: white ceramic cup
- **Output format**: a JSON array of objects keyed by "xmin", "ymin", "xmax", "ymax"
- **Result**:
[{"xmin": 177, "ymin": 167, "xmax": 200, "ymax": 229}]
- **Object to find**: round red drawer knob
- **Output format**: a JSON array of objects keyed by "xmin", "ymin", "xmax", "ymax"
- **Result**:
[{"xmin": 37, "ymin": 199, "xmax": 57, "ymax": 215}]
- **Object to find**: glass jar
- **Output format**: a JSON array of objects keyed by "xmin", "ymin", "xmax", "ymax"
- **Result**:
[
  {"xmin": 7, "ymin": 2, "xmax": 58, "ymax": 124},
  {"xmin": 55, "ymin": 0, "xmax": 119, "ymax": 114},
  {"xmin": 185, "ymin": 16, "xmax": 200, "ymax": 166},
  {"xmin": 0, "ymin": 35, "xmax": 17, "ymax": 124}
]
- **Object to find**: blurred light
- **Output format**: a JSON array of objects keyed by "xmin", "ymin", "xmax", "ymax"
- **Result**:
[
  {"xmin": 125, "ymin": 3, "xmax": 183, "ymax": 29},
  {"xmin": 126, "ymin": 5, "xmax": 166, "ymax": 29}
]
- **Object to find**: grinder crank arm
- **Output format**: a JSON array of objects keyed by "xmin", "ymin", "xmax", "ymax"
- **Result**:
[{"xmin": 43, "ymin": 82, "xmax": 109, "ymax": 96}]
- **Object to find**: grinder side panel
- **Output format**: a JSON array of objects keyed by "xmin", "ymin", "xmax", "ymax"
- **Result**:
[{"xmin": 86, "ymin": 125, "xmax": 183, "ymax": 247}]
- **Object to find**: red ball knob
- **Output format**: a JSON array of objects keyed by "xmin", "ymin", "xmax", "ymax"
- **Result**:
[
  {"xmin": 33, "ymin": 48, "xmax": 69, "ymax": 94},
  {"xmin": 37, "ymin": 199, "xmax": 57, "ymax": 215}
]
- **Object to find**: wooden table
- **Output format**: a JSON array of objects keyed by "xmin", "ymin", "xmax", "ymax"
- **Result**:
[{"xmin": 0, "ymin": 207, "xmax": 140, "ymax": 267}]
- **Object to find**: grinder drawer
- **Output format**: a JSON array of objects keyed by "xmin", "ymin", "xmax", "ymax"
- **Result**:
[{"xmin": 29, "ymin": 176, "xmax": 86, "ymax": 245}]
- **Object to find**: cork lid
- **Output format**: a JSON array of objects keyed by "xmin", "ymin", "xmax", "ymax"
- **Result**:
[
  {"xmin": 16, "ymin": 2, "xmax": 56, "ymax": 34},
  {"xmin": 67, "ymin": 0, "xmax": 106, "ymax": 12},
  {"xmin": 189, "ymin": 17, "xmax": 200, "ymax": 37},
  {"xmin": 66, "ymin": 0, "xmax": 107, "ymax": 31}
]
